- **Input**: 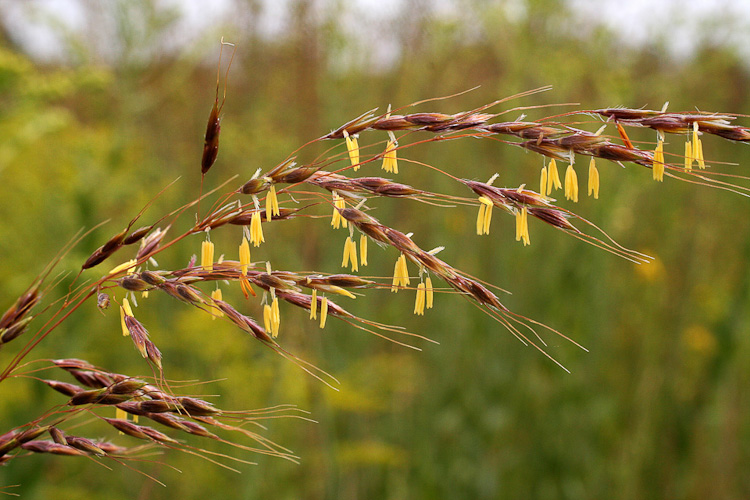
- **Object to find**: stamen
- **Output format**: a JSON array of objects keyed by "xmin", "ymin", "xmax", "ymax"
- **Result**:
[
  {"xmin": 211, "ymin": 288, "xmax": 223, "ymax": 320},
  {"xmin": 476, "ymin": 203, "xmax": 486, "ymax": 235},
  {"xmin": 540, "ymin": 167, "xmax": 548, "ymax": 198},
  {"xmin": 522, "ymin": 207, "xmax": 530, "ymax": 246},
  {"xmin": 653, "ymin": 139, "xmax": 665, "ymax": 182},
  {"xmin": 265, "ymin": 184, "xmax": 280, "ymax": 221},
  {"xmin": 391, "ymin": 254, "xmax": 410, "ymax": 292},
  {"xmin": 343, "ymin": 130, "xmax": 360, "ymax": 171},
  {"xmin": 695, "ymin": 137, "xmax": 705, "ymax": 169},
  {"xmin": 271, "ymin": 297, "xmax": 280, "ymax": 338},
  {"xmin": 310, "ymin": 289, "xmax": 317, "ymax": 320},
  {"xmin": 331, "ymin": 191, "xmax": 347, "ymax": 229},
  {"xmin": 109, "ymin": 259, "xmax": 138, "ymax": 276},
  {"xmin": 547, "ymin": 159, "xmax": 562, "ymax": 194},
  {"xmin": 320, "ymin": 297, "xmax": 328, "ymax": 328},
  {"xmin": 516, "ymin": 208, "xmax": 531, "ymax": 245},
  {"xmin": 263, "ymin": 304, "xmax": 272, "ymax": 334},
  {"xmin": 382, "ymin": 140, "xmax": 398, "ymax": 173},
  {"xmin": 425, "ymin": 276, "xmax": 434, "ymax": 309},
  {"xmin": 341, "ymin": 236, "xmax": 358, "ymax": 271},
  {"xmin": 564, "ymin": 164, "xmax": 579, "ymax": 202},
  {"xmin": 120, "ymin": 298, "xmax": 133, "ymax": 337},
  {"xmin": 250, "ymin": 211, "xmax": 264, "ymax": 247},
  {"xmin": 685, "ymin": 140, "xmax": 694, "ymax": 170},
  {"xmin": 588, "ymin": 157, "xmax": 600, "ymax": 199},
  {"xmin": 239, "ymin": 237, "xmax": 251, "ymax": 275},
  {"xmin": 201, "ymin": 240, "xmax": 214, "ymax": 271},
  {"xmin": 360, "ymin": 234, "xmax": 368, "ymax": 266},
  {"xmin": 414, "ymin": 282, "xmax": 426, "ymax": 315}
]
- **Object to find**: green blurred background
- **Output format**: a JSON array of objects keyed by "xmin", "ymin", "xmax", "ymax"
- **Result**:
[{"xmin": 1, "ymin": 0, "xmax": 749, "ymax": 498}]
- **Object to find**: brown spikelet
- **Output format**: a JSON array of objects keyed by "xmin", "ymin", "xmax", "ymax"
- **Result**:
[
  {"xmin": 21, "ymin": 440, "xmax": 88, "ymax": 456},
  {"xmin": 43, "ymin": 379, "xmax": 85, "ymax": 397}
]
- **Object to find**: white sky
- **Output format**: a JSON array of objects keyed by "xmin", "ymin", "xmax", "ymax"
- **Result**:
[{"xmin": 3, "ymin": 0, "xmax": 750, "ymax": 65}]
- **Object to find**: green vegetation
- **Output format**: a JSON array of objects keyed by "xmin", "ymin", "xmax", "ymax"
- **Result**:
[{"xmin": 1, "ymin": 2, "xmax": 749, "ymax": 499}]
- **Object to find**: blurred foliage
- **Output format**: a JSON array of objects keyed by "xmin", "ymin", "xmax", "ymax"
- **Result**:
[{"xmin": 1, "ymin": 0, "xmax": 749, "ymax": 499}]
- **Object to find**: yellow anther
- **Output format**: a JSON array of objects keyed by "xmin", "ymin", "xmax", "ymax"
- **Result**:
[
  {"xmin": 414, "ymin": 282, "xmax": 426, "ymax": 316},
  {"xmin": 201, "ymin": 240, "xmax": 214, "ymax": 271},
  {"xmin": 382, "ymin": 140, "xmax": 398, "ymax": 173},
  {"xmin": 653, "ymin": 139, "xmax": 665, "ymax": 182},
  {"xmin": 564, "ymin": 164, "xmax": 579, "ymax": 202},
  {"xmin": 343, "ymin": 130, "xmax": 360, "ymax": 170},
  {"xmin": 329, "ymin": 286, "xmax": 356, "ymax": 299},
  {"xmin": 684, "ymin": 140, "xmax": 693, "ymax": 170},
  {"xmin": 695, "ymin": 137, "xmax": 705, "ymax": 169},
  {"xmin": 588, "ymin": 157, "xmax": 600, "ymax": 199},
  {"xmin": 263, "ymin": 304, "xmax": 272, "ymax": 334},
  {"xmin": 692, "ymin": 122, "xmax": 699, "ymax": 151},
  {"xmin": 515, "ymin": 208, "xmax": 530, "ymax": 246},
  {"xmin": 540, "ymin": 166, "xmax": 548, "ymax": 197},
  {"xmin": 482, "ymin": 199, "xmax": 492, "ymax": 234},
  {"xmin": 310, "ymin": 289, "xmax": 318, "ymax": 319},
  {"xmin": 547, "ymin": 159, "xmax": 562, "ymax": 194},
  {"xmin": 250, "ymin": 211, "xmax": 264, "ymax": 247},
  {"xmin": 359, "ymin": 234, "xmax": 368, "ymax": 266},
  {"xmin": 265, "ymin": 185, "xmax": 280, "ymax": 222},
  {"xmin": 271, "ymin": 297, "xmax": 280, "ymax": 338},
  {"xmin": 341, "ymin": 236, "xmax": 358, "ymax": 272},
  {"xmin": 120, "ymin": 298, "xmax": 133, "ymax": 336},
  {"xmin": 239, "ymin": 237, "xmax": 251, "ymax": 275},
  {"xmin": 391, "ymin": 254, "xmax": 410, "ymax": 292},
  {"xmin": 210, "ymin": 288, "xmax": 223, "ymax": 320},
  {"xmin": 331, "ymin": 191, "xmax": 347, "ymax": 229},
  {"xmin": 109, "ymin": 259, "xmax": 138, "ymax": 276},
  {"xmin": 319, "ymin": 297, "xmax": 328, "ymax": 328},
  {"xmin": 425, "ymin": 276, "xmax": 434, "ymax": 309},
  {"xmin": 476, "ymin": 203, "xmax": 486, "ymax": 235}
]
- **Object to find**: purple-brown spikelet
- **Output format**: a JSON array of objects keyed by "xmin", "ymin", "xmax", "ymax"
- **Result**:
[
  {"xmin": 65, "ymin": 436, "xmax": 107, "ymax": 456},
  {"xmin": 43, "ymin": 380, "xmax": 85, "ymax": 396},
  {"xmin": 21, "ymin": 440, "xmax": 88, "ymax": 456}
]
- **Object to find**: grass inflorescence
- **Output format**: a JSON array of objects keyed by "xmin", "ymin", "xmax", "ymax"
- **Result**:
[{"xmin": 1, "ymin": 41, "xmax": 750, "ymax": 481}]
